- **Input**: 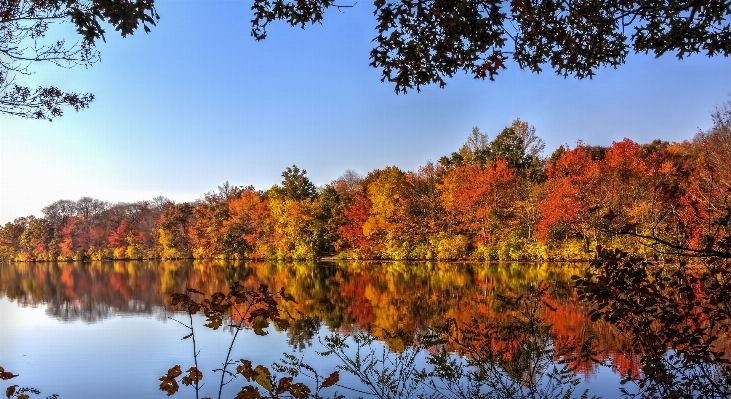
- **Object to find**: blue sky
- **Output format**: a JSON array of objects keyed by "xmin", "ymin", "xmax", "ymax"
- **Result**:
[{"xmin": 2, "ymin": 0, "xmax": 730, "ymax": 224}]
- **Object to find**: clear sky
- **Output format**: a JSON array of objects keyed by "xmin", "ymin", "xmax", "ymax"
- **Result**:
[{"xmin": 1, "ymin": 0, "xmax": 730, "ymax": 224}]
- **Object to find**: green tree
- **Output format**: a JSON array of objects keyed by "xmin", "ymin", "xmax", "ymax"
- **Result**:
[
  {"xmin": 487, "ymin": 119, "xmax": 545, "ymax": 175},
  {"xmin": 276, "ymin": 165, "xmax": 318, "ymax": 201}
]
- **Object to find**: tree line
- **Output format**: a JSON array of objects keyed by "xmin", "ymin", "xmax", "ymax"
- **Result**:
[{"xmin": 2, "ymin": 105, "xmax": 730, "ymax": 262}]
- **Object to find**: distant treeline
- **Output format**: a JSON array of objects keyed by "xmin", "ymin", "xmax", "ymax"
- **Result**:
[{"xmin": 2, "ymin": 110, "xmax": 730, "ymax": 262}]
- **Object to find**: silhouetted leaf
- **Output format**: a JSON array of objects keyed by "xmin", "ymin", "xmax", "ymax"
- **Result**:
[
  {"xmin": 235, "ymin": 385, "xmax": 262, "ymax": 399},
  {"xmin": 166, "ymin": 365, "xmax": 183, "ymax": 378},
  {"xmin": 276, "ymin": 377, "xmax": 293, "ymax": 394},
  {"xmin": 289, "ymin": 382, "xmax": 311, "ymax": 399},
  {"xmin": 321, "ymin": 371, "xmax": 339, "ymax": 388},
  {"xmin": 204, "ymin": 315, "xmax": 223, "ymax": 330},
  {"xmin": 181, "ymin": 367, "xmax": 202, "ymax": 386},
  {"xmin": 158, "ymin": 377, "xmax": 179, "ymax": 396},
  {"xmin": 237, "ymin": 360, "xmax": 256, "ymax": 381},
  {"xmin": 252, "ymin": 316, "xmax": 269, "ymax": 335},
  {"xmin": 6, "ymin": 385, "xmax": 17, "ymax": 399},
  {"xmin": 0, "ymin": 366, "xmax": 18, "ymax": 380}
]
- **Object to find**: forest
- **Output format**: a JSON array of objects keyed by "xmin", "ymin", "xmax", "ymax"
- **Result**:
[{"xmin": 2, "ymin": 104, "xmax": 730, "ymax": 263}]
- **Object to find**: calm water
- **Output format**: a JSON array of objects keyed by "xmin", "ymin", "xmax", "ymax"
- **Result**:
[{"xmin": 0, "ymin": 260, "xmax": 628, "ymax": 398}]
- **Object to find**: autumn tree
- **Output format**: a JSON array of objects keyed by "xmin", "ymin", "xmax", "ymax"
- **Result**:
[
  {"xmin": 224, "ymin": 187, "xmax": 268, "ymax": 259},
  {"xmin": 0, "ymin": 221, "xmax": 24, "ymax": 261},
  {"xmin": 486, "ymin": 119, "xmax": 545, "ymax": 179},
  {"xmin": 675, "ymin": 104, "xmax": 731, "ymax": 256},
  {"xmin": 266, "ymin": 166, "xmax": 325, "ymax": 259},
  {"xmin": 338, "ymin": 191, "xmax": 376, "ymax": 258},
  {"xmin": 41, "ymin": 200, "xmax": 77, "ymax": 227},
  {"xmin": 192, "ymin": 190, "xmax": 231, "ymax": 259},
  {"xmin": 1, "ymin": 0, "xmax": 159, "ymax": 119},
  {"xmin": 252, "ymin": 0, "xmax": 731, "ymax": 93},
  {"xmin": 362, "ymin": 166, "xmax": 412, "ymax": 259},
  {"xmin": 314, "ymin": 170, "xmax": 365, "ymax": 255},
  {"xmin": 440, "ymin": 120, "xmax": 545, "ymax": 175},
  {"xmin": 536, "ymin": 144, "xmax": 604, "ymax": 256},
  {"xmin": 439, "ymin": 160, "xmax": 519, "ymax": 259},
  {"xmin": 13, "ymin": 216, "xmax": 52, "ymax": 261},
  {"xmin": 401, "ymin": 163, "xmax": 450, "ymax": 258},
  {"xmin": 603, "ymin": 101, "xmax": 731, "ymax": 258},
  {"xmin": 158, "ymin": 202, "xmax": 195, "ymax": 259}
]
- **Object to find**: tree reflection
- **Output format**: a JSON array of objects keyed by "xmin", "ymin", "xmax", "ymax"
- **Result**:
[
  {"xmin": 162, "ymin": 280, "xmax": 600, "ymax": 399},
  {"xmin": 0, "ymin": 259, "xmax": 622, "ymax": 377}
]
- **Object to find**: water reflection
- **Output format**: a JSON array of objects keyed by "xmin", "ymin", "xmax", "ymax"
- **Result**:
[
  {"xmin": 0, "ymin": 261, "xmax": 590, "ymax": 327},
  {"xmin": 2, "ymin": 260, "xmax": 639, "ymax": 397},
  {"xmin": 0, "ymin": 260, "xmax": 624, "ymax": 374}
]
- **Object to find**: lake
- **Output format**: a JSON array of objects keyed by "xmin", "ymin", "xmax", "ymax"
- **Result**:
[{"xmin": 0, "ymin": 260, "xmax": 630, "ymax": 398}]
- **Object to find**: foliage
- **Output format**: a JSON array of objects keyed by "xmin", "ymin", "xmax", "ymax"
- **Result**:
[
  {"xmin": 278, "ymin": 331, "xmax": 434, "ymax": 399},
  {"xmin": 575, "ymin": 246, "xmax": 731, "ymax": 398},
  {"xmin": 276, "ymin": 282, "xmax": 601, "ymax": 399},
  {"xmin": 275, "ymin": 165, "xmax": 318, "ymax": 202},
  {"xmin": 426, "ymin": 284, "xmax": 596, "ymax": 399},
  {"xmin": 0, "ymin": 0, "xmax": 158, "ymax": 119},
  {"xmin": 252, "ymin": 0, "xmax": 731, "ymax": 92},
  {"xmin": 160, "ymin": 276, "xmax": 601, "ymax": 399},
  {"xmin": 163, "ymin": 283, "xmax": 309, "ymax": 399}
]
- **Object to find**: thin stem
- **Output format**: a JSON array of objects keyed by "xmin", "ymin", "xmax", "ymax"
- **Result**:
[
  {"xmin": 189, "ymin": 311, "xmax": 200, "ymax": 399},
  {"xmin": 217, "ymin": 297, "xmax": 253, "ymax": 399}
]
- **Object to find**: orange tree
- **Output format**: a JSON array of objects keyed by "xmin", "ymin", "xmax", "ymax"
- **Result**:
[{"xmin": 574, "ymin": 102, "xmax": 731, "ymax": 399}]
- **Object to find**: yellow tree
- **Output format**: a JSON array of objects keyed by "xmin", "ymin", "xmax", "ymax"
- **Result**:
[
  {"xmin": 266, "ymin": 192, "xmax": 324, "ymax": 260},
  {"xmin": 363, "ymin": 166, "xmax": 411, "ymax": 259}
]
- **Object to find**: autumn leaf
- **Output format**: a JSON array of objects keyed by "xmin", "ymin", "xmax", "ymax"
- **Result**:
[
  {"xmin": 321, "ymin": 371, "xmax": 339, "ymax": 388},
  {"xmin": 274, "ymin": 318, "xmax": 291, "ymax": 330},
  {"xmin": 204, "ymin": 314, "xmax": 223, "ymax": 330},
  {"xmin": 252, "ymin": 316, "xmax": 269, "ymax": 336},
  {"xmin": 235, "ymin": 385, "xmax": 262, "ymax": 399},
  {"xmin": 6, "ymin": 385, "xmax": 17, "ymax": 399},
  {"xmin": 181, "ymin": 367, "xmax": 203, "ymax": 386},
  {"xmin": 276, "ymin": 377, "xmax": 293, "ymax": 394},
  {"xmin": 210, "ymin": 292, "xmax": 226, "ymax": 305},
  {"xmin": 187, "ymin": 302, "xmax": 201, "ymax": 314},
  {"xmin": 253, "ymin": 365, "xmax": 273, "ymax": 393},
  {"xmin": 289, "ymin": 382, "xmax": 311, "ymax": 399},
  {"xmin": 158, "ymin": 377, "xmax": 179, "ymax": 396},
  {"xmin": 0, "ymin": 366, "xmax": 18, "ymax": 380},
  {"xmin": 166, "ymin": 365, "xmax": 183, "ymax": 378},
  {"xmin": 237, "ymin": 360, "xmax": 256, "ymax": 381}
]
